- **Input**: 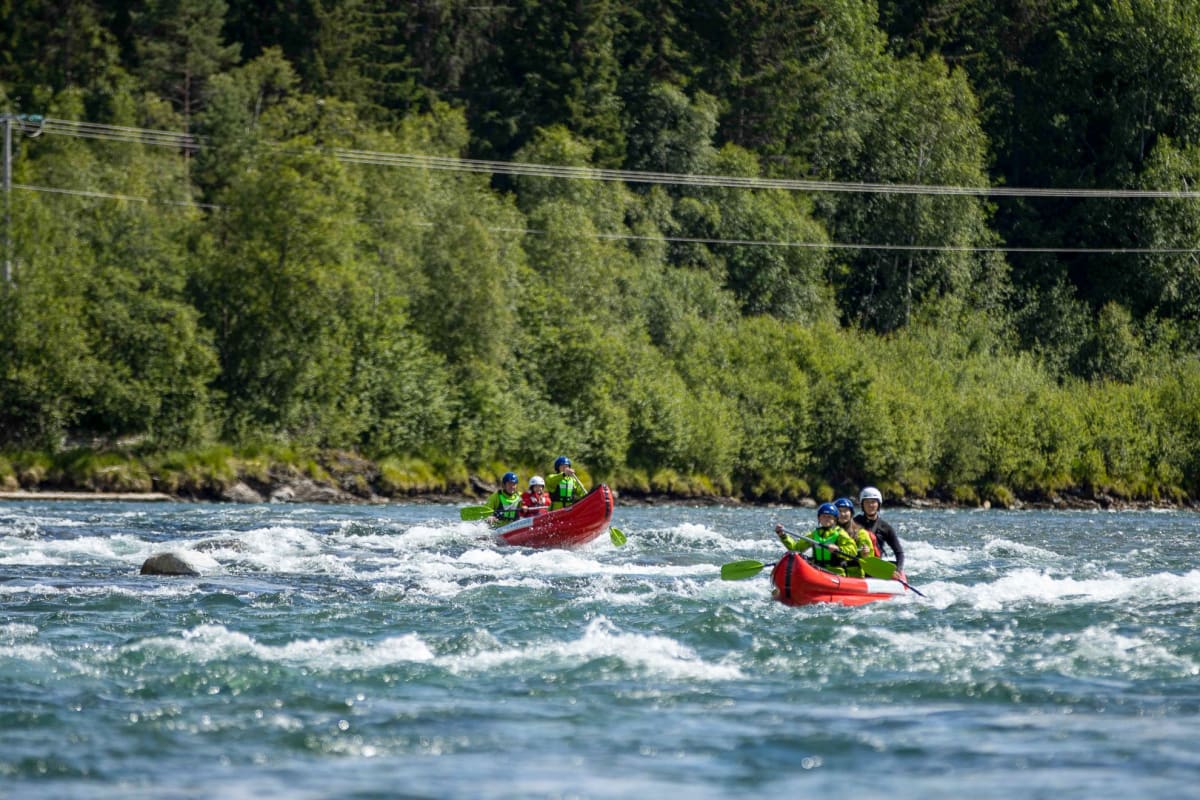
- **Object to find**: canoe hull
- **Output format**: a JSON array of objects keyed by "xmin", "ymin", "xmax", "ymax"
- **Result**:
[
  {"xmin": 770, "ymin": 552, "xmax": 908, "ymax": 607},
  {"xmin": 493, "ymin": 484, "xmax": 614, "ymax": 548}
]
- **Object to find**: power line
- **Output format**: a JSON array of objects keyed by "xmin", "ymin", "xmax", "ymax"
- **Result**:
[
  {"xmin": 14, "ymin": 182, "xmax": 217, "ymax": 209},
  {"xmin": 37, "ymin": 116, "xmax": 1200, "ymax": 200},
  {"xmin": 12, "ymin": 116, "xmax": 1200, "ymax": 254},
  {"xmin": 41, "ymin": 118, "xmax": 198, "ymax": 151},
  {"xmin": 17, "ymin": 180, "xmax": 1196, "ymax": 254}
]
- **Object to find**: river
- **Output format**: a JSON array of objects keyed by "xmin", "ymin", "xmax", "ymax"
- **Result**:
[{"xmin": 1, "ymin": 498, "xmax": 1197, "ymax": 798}]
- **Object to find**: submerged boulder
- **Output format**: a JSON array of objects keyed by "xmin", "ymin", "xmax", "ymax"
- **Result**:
[{"xmin": 139, "ymin": 550, "xmax": 219, "ymax": 576}]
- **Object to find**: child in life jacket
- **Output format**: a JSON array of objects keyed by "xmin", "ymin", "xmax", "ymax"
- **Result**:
[{"xmin": 520, "ymin": 475, "xmax": 552, "ymax": 517}]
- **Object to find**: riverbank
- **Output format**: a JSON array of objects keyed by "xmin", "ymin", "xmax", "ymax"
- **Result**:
[
  {"xmin": 2, "ymin": 485, "xmax": 1195, "ymax": 511},
  {"xmin": 2, "ymin": 446, "xmax": 1195, "ymax": 510}
]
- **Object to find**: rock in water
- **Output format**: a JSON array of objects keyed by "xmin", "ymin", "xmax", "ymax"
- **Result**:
[{"xmin": 140, "ymin": 550, "xmax": 218, "ymax": 576}]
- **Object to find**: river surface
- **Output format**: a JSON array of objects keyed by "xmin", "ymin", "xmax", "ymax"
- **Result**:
[{"xmin": 1, "ymin": 498, "xmax": 1197, "ymax": 798}]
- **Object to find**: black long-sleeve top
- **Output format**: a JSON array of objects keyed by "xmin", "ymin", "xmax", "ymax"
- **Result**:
[{"xmin": 853, "ymin": 513, "xmax": 905, "ymax": 572}]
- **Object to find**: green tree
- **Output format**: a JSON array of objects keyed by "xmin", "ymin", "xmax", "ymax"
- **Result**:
[
  {"xmin": 463, "ymin": 0, "xmax": 625, "ymax": 163},
  {"xmin": 997, "ymin": 1, "xmax": 1200, "ymax": 325},
  {"xmin": 825, "ymin": 54, "xmax": 1000, "ymax": 332},
  {"xmin": 193, "ymin": 47, "xmax": 299, "ymax": 198},
  {"xmin": 194, "ymin": 131, "xmax": 368, "ymax": 444},
  {"xmin": 2, "ymin": 88, "xmax": 217, "ymax": 447},
  {"xmin": 623, "ymin": 83, "xmax": 719, "ymax": 175},
  {"xmin": 698, "ymin": 145, "xmax": 832, "ymax": 322},
  {"xmin": 690, "ymin": 0, "xmax": 826, "ymax": 161},
  {"xmin": 131, "ymin": 0, "xmax": 241, "ymax": 128},
  {"xmin": 0, "ymin": 0, "xmax": 126, "ymax": 103},
  {"xmin": 1134, "ymin": 138, "xmax": 1200, "ymax": 346}
]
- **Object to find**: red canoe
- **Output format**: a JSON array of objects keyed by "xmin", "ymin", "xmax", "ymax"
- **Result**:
[
  {"xmin": 493, "ymin": 484, "xmax": 614, "ymax": 548},
  {"xmin": 770, "ymin": 552, "xmax": 909, "ymax": 607}
]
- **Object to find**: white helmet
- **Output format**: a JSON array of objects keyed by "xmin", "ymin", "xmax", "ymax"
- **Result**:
[
  {"xmin": 859, "ymin": 486, "xmax": 883, "ymax": 503},
  {"xmin": 529, "ymin": 475, "xmax": 546, "ymax": 487}
]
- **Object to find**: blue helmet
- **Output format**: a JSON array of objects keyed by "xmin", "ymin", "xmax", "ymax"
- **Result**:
[
  {"xmin": 834, "ymin": 497, "xmax": 855, "ymax": 510},
  {"xmin": 502, "ymin": 471, "xmax": 518, "ymax": 485},
  {"xmin": 817, "ymin": 502, "xmax": 838, "ymax": 517},
  {"xmin": 554, "ymin": 456, "xmax": 571, "ymax": 469}
]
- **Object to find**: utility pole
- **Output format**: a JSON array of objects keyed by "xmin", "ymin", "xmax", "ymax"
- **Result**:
[
  {"xmin": 2, "ymin": 113, "xmax": 44, "ymax": 286},
  {"xmin": 3, "ymin": 113, "xmax": 12, "ymax": 285}
]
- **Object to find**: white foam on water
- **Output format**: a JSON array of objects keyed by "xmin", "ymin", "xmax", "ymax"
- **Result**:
[
  {"xmin": 378, "ymin": 520, "xmax": 489, "ymax": 550},
  {"xmin": 942, "ymin": 567, "xmax": 1200, "ymax": 611},
  {"xmin": 0, "ymin": 512, "xmax": 87, "ymax": 532},
  {"xmin": 0, "ymin": 642, "xmax": 57, "ymax": 662},
  {"xmin": 0, "ymin": 581, "xmax": 203, "ymax": 599},
  {"xmin": 982, "ymin": 537, "xmax": 1063, "ymax": 561},
  {"xmin": 661, "ymin": 522, "xmax": 729, "ymax": 546},
  {"xmin": 0, "ymin": 531, "xmax": 151, "ymax": 565},
  {"xmin": 870, "ymin": 624, "xmax": 1013, "ymax": 672},
  {"xmin": 198, "ymin": 525, "xmax": 357, "ymax": 576},
  {"xmin": 904, "ymin": 539, "xmax": 973, "ymax": 570},
  {"xmin": 1037, "ymin": 624, "xmax": 1200, "ymax": 677},
  {"xmin": 0, "ymin": 621, "xmax": 61, "ymax": 665},
  {"xmin": 437, "ymin": 616, "xmax": 743, "ymax": 681},
  {"xmin": 0, "ymin": 621, "xmax": 39, "ymax": 639},
  {"xmin": 126, "ymin": 623, "xmax": 436, "ymax": 667}
]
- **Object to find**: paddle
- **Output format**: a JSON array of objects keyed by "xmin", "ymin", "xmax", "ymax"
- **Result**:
[
  {"xmin": 883, "ymin": 571, "xmax": 927, "ymax": 597},
  {"xmin": 460, "ymin": 505, "xmax": 495, "ymax": 521},
  {"xmin": 464, "ymin": 505, "xmax": 626, "ymax": 547},
  {"xmin": 720, "ymin": 559, "xmax": 776, "ymax": 580},
  {"xmin": 778, "ymin": 527, "xmax": 897, "ymax": 580},
  {"xmin": 780, "ymin": 527, "xmax": 928, "ymax": 597},
  {"xmin": 719, "ymin": 527, "xmax": 928, "ymax": 596}
]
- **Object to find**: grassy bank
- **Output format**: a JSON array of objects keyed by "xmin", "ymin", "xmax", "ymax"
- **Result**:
[{"xmin": 1, "ymin": 446, "xmax": 1194, "ymax": 510}]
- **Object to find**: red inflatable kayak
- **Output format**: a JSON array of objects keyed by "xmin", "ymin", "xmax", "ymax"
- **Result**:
[
  {"xmin": 770, "ymin": 552, "xmax": 909, "ymax": 606},
  {"xmin": 493, "ymin": 484, "xmax": 614, "ymax": 548}
]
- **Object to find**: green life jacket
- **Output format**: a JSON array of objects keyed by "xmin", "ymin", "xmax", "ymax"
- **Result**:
[
  {"xmin": 494, "ymin": 491, "xmax": 522, "ymax": 522},
  {"xmin": 809, "ymin": 526, "xmax": 842, "ymax": 563},
  {"xmin": 553, "ymin": 474, "xmax": 578, "ymax": 506}
]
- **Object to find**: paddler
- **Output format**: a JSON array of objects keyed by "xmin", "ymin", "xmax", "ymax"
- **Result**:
[
  {"xmin": 545, "ymin": 456, "xmax": 587, "ymax": 510},
  {"xmin": 484, "ymin": 472, "xmax": 523, "ymax": 524},
  {"xmin": 853, "ymin": 486, "xmax": 905, "ymax": 572},
  {"xmin": 775, "ymin": 502, "xmax": 860, "ymax": 576},
  {"xmin": 834, "ymin": 496, "xmax": 873, "ymax": 577},
  {"xmin": 520, "ymin": 475, "xmax": 552, "ymax": 517}
]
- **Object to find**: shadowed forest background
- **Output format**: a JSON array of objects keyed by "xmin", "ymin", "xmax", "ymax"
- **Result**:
[{"xmin": 4, "ymin": 0, "xmax": 1200, "ymax": 506}]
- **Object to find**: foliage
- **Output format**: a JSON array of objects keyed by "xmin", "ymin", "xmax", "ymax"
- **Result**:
[{"xmin": 5, "ymin": 1, "xmax": 1200, "ymax": 503}]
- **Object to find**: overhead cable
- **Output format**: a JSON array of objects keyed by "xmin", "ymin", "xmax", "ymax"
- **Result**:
[
  {"xmin": 13, "ymin": 181, "xmax": 1196, "ymax": 254},
  {"xmin": 37, "ymin": 116, "xmax": 1200, "ymax": 200}
]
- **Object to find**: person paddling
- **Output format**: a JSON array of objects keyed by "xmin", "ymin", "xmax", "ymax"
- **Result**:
[
  {"xmin": 520, "ymin": 475, "xmax": 552, "ymax": 517},
  {"xmin": 775, "ymin": 502, "xmax": 859, "ymax": 576},
  {"xmin": 545, "ymin": 456, "xmax": 587, "ymax": 510},
  {"xmin": 485, "ymin": 472, "xmax": 523, "ymax": 525},
  {"xmin": 853, "ymin": 486, "xmax": 905, "ymax": 571},
  {"xmin": 834, "ymin": 496, "xmax": 874, "ymax": 578}
]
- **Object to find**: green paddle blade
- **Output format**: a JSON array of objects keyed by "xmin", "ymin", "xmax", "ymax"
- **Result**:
[
  {"xmin": 860, "ymin": 556, "xmax": 897, "ymax": 580},
  {"xmin": 720, "ymin": 559, "xmax": 771, "ymax": 581},
  {"xmin": 609, "ymin": 526, "xmax": 627, "ymax": 546},
  {"xmin": 460, "ymin": 505, "xmax": 494, "ymax": 521}
]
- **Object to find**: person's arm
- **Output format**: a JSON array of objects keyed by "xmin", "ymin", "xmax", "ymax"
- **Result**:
[
  {"xmin": 774, "ymin": 525, "xmax": 809, "ymax": 553},
  {"xmin": 837, "ymin": 530, "xmax": 858, "ymax": 559},
  {"xmin": 881, "ymin": 521, "xmax": 904, "ymax": 570}
]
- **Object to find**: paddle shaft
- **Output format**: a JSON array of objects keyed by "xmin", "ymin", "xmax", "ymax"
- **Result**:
[
  {"xmin": 779, "ymin": 526, "xmax": 868, "ymax": 565},
  {"xmin": 779, "ymin": 527, "xmax": 895, "ymax": 578},
  {"xmin": 782, "ymin": 526, "xmax": 926, "ymax": 596}
]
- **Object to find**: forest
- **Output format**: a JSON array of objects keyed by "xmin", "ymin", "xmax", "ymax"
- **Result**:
[{"xmin": 3, "ymin": 0, "xmax": 1200, "ymax": 506}]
